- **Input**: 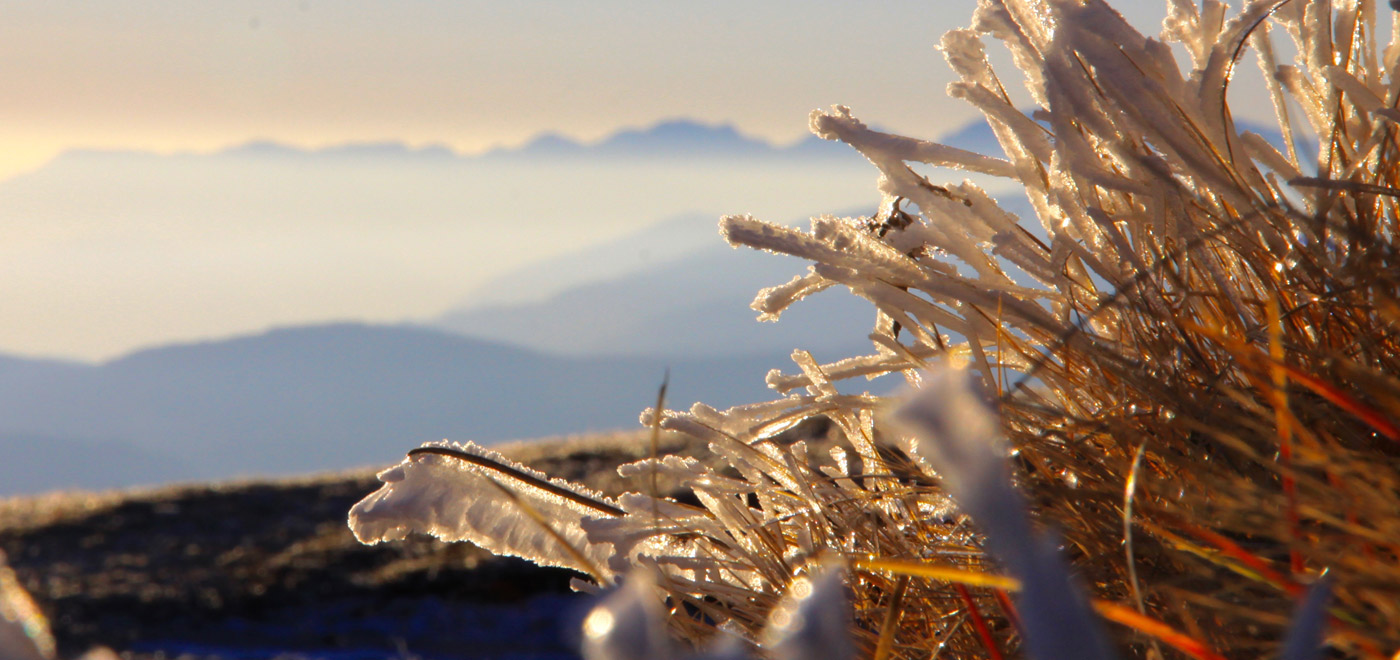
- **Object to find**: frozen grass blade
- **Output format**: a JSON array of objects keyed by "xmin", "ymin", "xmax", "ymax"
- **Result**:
[
  {"xmin": 349, "ymin": 440, "xmax": 621, "ymax": 578},
  {"xmin": 405, "ymin": 444, "xmax": 625, "ymax": 517},
  {"xmin": 955, "ymin": 582, "xmax": 1004, "ymax": 660},
  {"xmin": 1090, "ymin": 602, "xmax": 1228, "ymax": 660}
]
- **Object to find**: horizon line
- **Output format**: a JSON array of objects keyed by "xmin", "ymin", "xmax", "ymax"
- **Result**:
[{"xmin": 38, "ymin": 116, "xmax": 875, "ymax": 162}]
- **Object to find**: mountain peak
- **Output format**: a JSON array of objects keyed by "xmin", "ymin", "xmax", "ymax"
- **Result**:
[
  {"xmin": 484, "ymin": 119, "xmax": 785, "ymax": 160},
  {"xmin": 592, "ymin": 119, "xmax": 769, "ymax": 157},
  {"xmin": 503, "ymin": 132, "xmax": 586, "ymax": 157},
  {"xmin": 639, "ymin": 118, "xmax": 747, "ymax": 139}
]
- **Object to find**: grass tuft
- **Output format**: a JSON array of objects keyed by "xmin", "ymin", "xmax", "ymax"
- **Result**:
[
  {"xmin": 638, "ymin": 0, "xmax": 1400, "ymax": 656},
  {"xmin": 351, "ymin": 1, "xmax": 1400, "ymax": 657}
]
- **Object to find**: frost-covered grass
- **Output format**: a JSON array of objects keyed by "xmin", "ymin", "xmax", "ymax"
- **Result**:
[{"xmin": 346, "ymin": 0, "xmax": 1400, "ymax": 658}]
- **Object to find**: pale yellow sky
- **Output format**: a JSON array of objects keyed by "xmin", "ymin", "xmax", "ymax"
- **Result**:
[
  {"xmin": 0, "ymin": 1, "xmax": 1314, "ymax": 360},
  {"xmin": 0, "ymin": 1, "xmax": 1330, "ymax": 180},
  {"xmin": 0, "ymin": 1, "xmax": 1005, "ymax": 179}
]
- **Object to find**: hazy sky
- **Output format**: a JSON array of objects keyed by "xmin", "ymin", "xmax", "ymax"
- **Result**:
[
  {"xmin": 0, "ymin": 2, "xmax": 948, "ymax": 176},
  {"xmin": 0, "ymin": 0, "xmax": 1201, "ymax": 179},
  {"xmin": 0, "ymin": 1, "xmax": 1314, "ymax": 360}
]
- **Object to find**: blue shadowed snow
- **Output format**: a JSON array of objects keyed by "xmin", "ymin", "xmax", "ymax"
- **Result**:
[{"xmin": 129, "ymin": 593, "xmax": 590, "ymax": 660}]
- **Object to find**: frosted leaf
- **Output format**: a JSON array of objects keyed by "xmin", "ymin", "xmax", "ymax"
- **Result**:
[
  {"xmin": 940, "ymin": 28, "xmax": 997, "ymax": 88},
  {"xmin": 810, "ymin": 106, "xmax": 1017, "ymax": 178},
  {"xmin": 1327, "ymin": 65, "xmax": 1386, "ymax": 114},
  {"xmin": 1239, "ymin": 132, "xmax": 1302, "ymax": 182},
  {"xmin": 721, "ymin": 215, "xmax": 924, "ymax": 288},
  {"xmin": 348, "ymin": 440, "xmax": 620, "ymax": 579},
  {"xmin": 582, "ymin": 492, "xmax": 728, "ymax": 578},
  {"xmin": 767, "ymin": 350, "xmax": 959, "ymax": 395},
  {"xmin": 751, "ymin": 271, "xmax": 833, "ymax": 322},
  {"xmin": 617, "ymin": 454, "xmax": 752, "ymax": 496},
  {"xmin": 791, "ymin": 350, "xmax": 838, "ymax": 399}
]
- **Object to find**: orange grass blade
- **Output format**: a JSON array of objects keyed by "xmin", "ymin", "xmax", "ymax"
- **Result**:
[
  {"xmin": 1180, "ymin": 319, "xmax": 1400, "ymax": 441},
  {"xmin": 1276, "ymin": 362, "xmax": 1400, "ymax": 441},
  {"xmin": 1177, "ymin": 522, "xmax": 1302, "ymax": 596},
  {"xmin": 993, "ymin": 588, "xmax": 1021, "ymax": 633},
  {"xmin": 859, "ymin": 558, "xmax": 1228, "ymax": 660},
  {"xmin": 1267, "ymin": 295, "xmax": 1305, "ymax": 574},
  {"xmin": 854, "ymin": 558, "xmax": 1021, "ymax": 591},
  {"xmin": 1092, "ymin": 601, "xmax": 1229, "ymax": 660},
  {"xmin": 1142, "ymin": 517, "xmax": 1303, "ymax": 596},
  {"xmin": 860, "ymin": 554, "xmax": 1234, "ymax": 660},
  {"xmin": 957, "ymin": 582, "xmax": 1005, "ymax": 660}
]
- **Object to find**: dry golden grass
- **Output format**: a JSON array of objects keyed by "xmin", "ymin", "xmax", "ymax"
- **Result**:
[
  {"xmin": 657, "ymin": 0, "xmax": 1400, "ymax": 657},
  {"xmin": 348, "ymin": 2, "xmax": 1400, "ymax": 658}
]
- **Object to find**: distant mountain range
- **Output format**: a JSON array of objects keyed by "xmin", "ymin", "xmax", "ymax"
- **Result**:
[
  {"xmin": 483, "ymin": 119, "xmax": 857, "ymax": 161},
  {"xmin": 0, "ymin": 323, "xmax": 895, "ymax": 495},
  {"xmin": 44, "ymin": 113, "xmax": 1302, "ymax": 173},
  {"xmin": 0, "ymin": 115, "xmax": 903, "ymax": 362},
  {"xmin": 0, "ymin": 114, "xmax": 1112, "ymax": 495},
  {"xmin": 433, "ymin": 211, "xmax": 881, "ymax": 358},
  {"xmin": 58, "ymin": 118, "xmax": 868, "ymax": 166},
  {"xmin": 452, "ymin": 211, "xmax": 728, "ymax": 308}
]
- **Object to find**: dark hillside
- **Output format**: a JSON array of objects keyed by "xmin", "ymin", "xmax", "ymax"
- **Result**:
[{"xmin": 0, "ymin": 428, "xmax": 754, "ymax": 659}]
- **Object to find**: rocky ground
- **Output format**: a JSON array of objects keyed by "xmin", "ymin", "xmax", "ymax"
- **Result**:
[{"xmin": 0, "ymin": 429, "xmax": 734, "ymax": 660}]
